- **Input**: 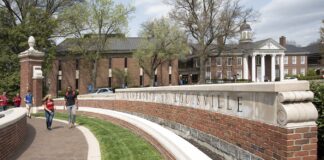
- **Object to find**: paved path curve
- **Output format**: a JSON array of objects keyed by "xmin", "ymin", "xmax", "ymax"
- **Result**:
[{"xmin": 10, "ymin": 118, "xmax": 88, "ymax": 160}]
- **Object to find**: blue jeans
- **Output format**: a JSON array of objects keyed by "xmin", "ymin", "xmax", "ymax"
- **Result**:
[
  {"xmin": 67, "ymin": 105, "xmax": 76, "ymax": 124},
  {"xmin": 45, "ymin": 110, "xmax": 54, "ymax": 129}
]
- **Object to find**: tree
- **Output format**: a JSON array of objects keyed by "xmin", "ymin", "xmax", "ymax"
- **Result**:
[
  {"xmin": 58, "ymin": 0, "xmax": 134, "ymax": 89},
  {"xmin": 320, "ymin": 20, "xmax": 324, "ymax": 65},
  {"xmin": 167, "ymin": 0, "xmax": 255, "ymax": 83},
  {"xmin": 112, "ymin": 68, "xmax": 132, "ymax": 88},
  {"xmin": 134, "ymin": 17, "xmax": 189, "ymax": 86},
  {"xmin": 0, "ymin": 0, "xmax": 80, "ymax": 96}
]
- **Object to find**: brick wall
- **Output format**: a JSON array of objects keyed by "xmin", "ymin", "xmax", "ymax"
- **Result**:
[
  {"xmin": 55, "ymin": 99, "xmax": 318, "ymax": 160},
  {"xmin": 0, "ymin": 117, "xmax": 27, "ymax": 160},
  {"xmin": 49, "ymin": 56, "xmax": 179, "ymax": 96}
]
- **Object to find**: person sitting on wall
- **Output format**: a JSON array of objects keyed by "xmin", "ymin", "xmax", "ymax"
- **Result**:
[{"xmin": 13, "ymin": 93, "xmax": 22, "ymax": 107}]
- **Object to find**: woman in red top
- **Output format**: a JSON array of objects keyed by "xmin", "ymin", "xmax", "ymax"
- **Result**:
[
  {"xmin": 43, "ymin": 94, "xmax": 55, "ymax": 130},
  {"xmin": 13, "ymin": 93, "xmax": 22, "ymax": 107}
]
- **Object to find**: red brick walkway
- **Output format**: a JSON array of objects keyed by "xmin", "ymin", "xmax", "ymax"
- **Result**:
[{"xmin": 10, "ymin": 118, "xmax": 88, "ymax": 160}]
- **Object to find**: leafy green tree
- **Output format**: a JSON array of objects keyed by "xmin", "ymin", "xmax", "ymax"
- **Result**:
[
  {"xmin": 112, "ymin": 68, "xmax": 132, "ymax": 88},
  {"xmin": 58, "ymin": 0, "xmax": 134, "ymax": 89},
  {"xmin": 0, "ymin": 0, "xmax": 79, "ymax": 96},
  {"xmin": 167, "ymin": 0, "xmax": 256, "ymax": 83},
  {"xmin": 134, "ymin": 17, "xmax": 188, "ymax": 86}
]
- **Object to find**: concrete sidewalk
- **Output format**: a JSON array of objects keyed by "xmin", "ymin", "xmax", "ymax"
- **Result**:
[{"xmin": 11, "ymin": 118, "xmax": 88, "ymax": 160}]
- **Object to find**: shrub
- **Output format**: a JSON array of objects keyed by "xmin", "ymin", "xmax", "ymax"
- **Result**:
[{"xmin": 310, "ymin": 82, "xmax": 324, "ymax": 158}]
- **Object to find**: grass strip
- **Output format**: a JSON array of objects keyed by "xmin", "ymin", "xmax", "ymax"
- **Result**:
[{"xmin": 34, "ymin": 112, "xmax": 163, "ymax": 160}]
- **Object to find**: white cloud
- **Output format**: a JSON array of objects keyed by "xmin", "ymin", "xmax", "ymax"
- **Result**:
[
  {"xmin": 145, "ymin": 4, "xmax": 171, "ymax": 17},
  {"xmin": 252, "ymin": 0, "xmax": 324, "ymax": 46}
]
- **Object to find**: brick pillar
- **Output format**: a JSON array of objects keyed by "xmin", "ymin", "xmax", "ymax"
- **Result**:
[{"xmin": 18, "ymin": 36, "xmax": 44, "ymax": 107}]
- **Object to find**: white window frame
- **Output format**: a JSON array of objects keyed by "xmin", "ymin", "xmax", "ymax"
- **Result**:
[
  {"xmin": 205, "ymin": 67, "xmax": 211, "ymax": 80},
  {"xmin": 300, "ymin": 68, "xmax": 306, "ymax": 75},
  {"xmin": 227, "ymin": 71, "xmax": 232, "ymax": 79},
  {"xmin": 227, "ymin": 57, "xmax": 232, "ymax": 66},
  {"xmin": 284, "ymin": 69, "xmax": 289, "ymax": 76},
  {"xmin": 237, "ymin": 57, "xmax": 242, "ymax": 66},
  {"xmin": 301, "ymin": 56, "xmax": 305, "ymax": 64},
  {"xmin": 216, "ymin": 57, "xmax": 222, "ymax": 66},
  {"xmin": 216, "ymin": 71, "xmax": 222, "ymax": 79},
  {"xmin": 284, "ymin": 56, "xmax": 288, "ymax": 65},
  {"xmin": 237, "ymin": 70, "xmax": 242, "ymax": 79},
  {"xmin": 292, "ymin": 56, "xmax": 296, "ymax": 65},
  {"xmin": 292, "ymin": 68, "xmax": 297, "ymax": 75}
]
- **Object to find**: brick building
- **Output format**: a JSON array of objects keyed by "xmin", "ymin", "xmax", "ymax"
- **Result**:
[
  {"xmin": 48, "ymin": 36, "xmax": 178, "ymax": 96},
  {"xmin": 179, "ymin": 21, "xmax": 309, "ymax": 84}
]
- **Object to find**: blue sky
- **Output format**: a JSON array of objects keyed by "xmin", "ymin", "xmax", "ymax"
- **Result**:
[{"xmin": 116, "ymin": 0, "xmax": 324, "ymax": 47}]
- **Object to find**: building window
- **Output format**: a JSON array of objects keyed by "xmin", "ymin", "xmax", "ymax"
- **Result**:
[
  {"xmin": 276, "ymin": 57, "xmax": 280, "ymax": 65},
  {"xmin": 237, "ymin": 57, "xmax": 242, "ymax": 66},
  {"xmin": 58, "ymin": 60, "xmax": 62, "ymax": 70},
  {"xmin": 227, "ymin": 57, "xmax": 232, "ymax": 66},
  {"xmin": 76, "ymin": 59, "xmax": 79, "ymax": 70},
  {"xmin": 140, "ymin": 76, "xmax": 143, "ymax": 86},
  {"xmin": 284, "ymin": 56, "xmax": 288, "ymax": 64},
  {"xmin": 75, "ymin": 79, "xmax": 79, "ymax": 90},
  {"xmin": 108, "ymin": 77, "xmax": 112, "ymax": 87},
  {"xmin": 292, "ymin": 56, "xmax": 296, "ymax": 65},
  {"xmin": 206, "ymin": 67, "xmax": 211, "ymax": 80},
  {"xmin": 301, "ymin": 56, "xmax": 305, "ymax": 64},
  {"xmin": 236, "ymin": 70, "xmax": 242, "ymax": 79},
  {"xmin": 194, "ymin": 58, "xmax": 199, "ymax": 68},
  {"xmin": 58, "ymin": 75, "xmax": 62, "ymax": 91},
  {"xmin": 108, "ymin": 58, "xmax": 112, "ymax": 68},
  {"xmin": 284, "ymin": 69, "xmax": 289, "ymax": 76},
  {"xmin": 169, "ymin": 75, "xmax": 172, "ymax": 85},
  {"xmin": 216, "ymin": 57, "xmax": 222, "ymax": 66},
  {"xmin": 292, "ymin": 68, "xmax": 297, "ymax": 75},
  {"xmin": 216, "ymin": 71, "xmax": 222, "ymax": 79},
  {"xmin": 124, "ymin": 57, "xmax": 127, "ymax": 68},
  {"xmin": 300, "ymin": 68, "xmax": 306, "ymax": 75},
  {"xmin": 256, "ymin": 56, "xmax": 261, "ymax": 65},
  {"xmin": 227, "ymin": 71, "xmax": 232, "ymax": 79}
]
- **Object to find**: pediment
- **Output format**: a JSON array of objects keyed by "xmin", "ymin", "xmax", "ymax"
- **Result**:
[{"xmin": 257, "ymin": 39, "xmax": 285, "ymax": 50}]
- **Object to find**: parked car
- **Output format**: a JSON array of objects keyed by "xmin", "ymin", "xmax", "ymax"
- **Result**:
[{"xmin": 93, "ymin": 88, "xmax": 114, "ymax": 94}]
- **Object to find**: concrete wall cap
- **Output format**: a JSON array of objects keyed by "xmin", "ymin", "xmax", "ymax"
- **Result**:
[
  {"xmin": 0, "ymin": 108, "xmax": 27, "ymax": 129},
  {"xmin": 116, "ymin": 81, "xmax": 310, "ymax": 93}
]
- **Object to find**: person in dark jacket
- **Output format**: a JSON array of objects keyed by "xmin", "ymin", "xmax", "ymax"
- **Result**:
[{"xmin": 64, "ymin": 86, "xmax": 78, "ymax": 128}]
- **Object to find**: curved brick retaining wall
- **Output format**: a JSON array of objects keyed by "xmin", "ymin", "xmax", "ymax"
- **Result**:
[
  {"xmin": 54, "ymin": 99, "xmax": 318, "ymax": 160},
  {"xmin": 0, "ymin": 108, "xmax": 27, "ymax": 160},
  {"xmin": 55, "ymin": 81, "xmax": 318, "ymax": 159}
]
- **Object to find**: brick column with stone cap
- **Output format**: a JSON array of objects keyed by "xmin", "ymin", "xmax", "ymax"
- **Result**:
[{"xmin": 18, "ymin": 36, "xmax": 44, "ymax": 107}]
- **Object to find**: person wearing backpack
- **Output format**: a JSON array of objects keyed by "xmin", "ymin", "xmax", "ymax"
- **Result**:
[{"xmin": 64, "ymin": 86, "xmax": 78, "ymax": 128}]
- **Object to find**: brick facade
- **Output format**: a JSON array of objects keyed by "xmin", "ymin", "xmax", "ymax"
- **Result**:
[
  {"xmin": 49, "ymin": 55, "xmax": 179, "ymax": 97},
  {"xmin": 54, "ymin": 99, "xmax": 318, "ymax": 160},
  {"xmin": 0, "ymin": 117, "xmax": 27, "ymax": 160}
]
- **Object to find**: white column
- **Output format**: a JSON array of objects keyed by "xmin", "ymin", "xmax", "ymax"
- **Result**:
[
  {"xmin": 280, "ymin": 54, "xmax": 285, "ymax": 81},
  {"xmin": 261, "ymin": 54, "xmax": 265, "ymax": 82},
  {"xmin": 252, "ymin": 55, "xmax": 256, "ymax": 82},
  {"xmin": 271, "ymin": 54, "xmax": 276, "ymax": 82},
  {"xmin": 243, "ymin": 55, "xmax": 248, "ymax": 80}
]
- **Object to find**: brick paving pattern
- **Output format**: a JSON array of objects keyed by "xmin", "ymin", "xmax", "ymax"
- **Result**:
[{"xmin": 10, "ymin": 118, "xmax": 88, "ymax": 160}]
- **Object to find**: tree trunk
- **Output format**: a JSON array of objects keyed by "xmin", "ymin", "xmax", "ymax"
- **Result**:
[
  {"xmin": 92, "ymin": 58, "xmax": 98, "ymax": 90},
  {"xmin": 198, "ymin": 56, "xmax": 207, "ymax": 84},
  {"xmin": 150, "ymin": 68, "xmax": 155, "ymax": 87}
]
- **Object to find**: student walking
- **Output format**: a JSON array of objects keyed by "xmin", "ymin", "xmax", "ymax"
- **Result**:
[
  {"xmin": 64, "ymin": 86, "xmax": 78, "ymax": 128},
  {"xmin": 13, "ymin": 93, "xmax": 22, "ymax": 107},
  {"xmin": 25, "ymin": 90, "xmax": 33, "ymax": 118},
  {"xmin": 43, "ymin": 94, "xmax": 55, "ymax": 130},
  {"xmin": 0, "ymin": 92, "xmax": 8, "ymax": 111}
]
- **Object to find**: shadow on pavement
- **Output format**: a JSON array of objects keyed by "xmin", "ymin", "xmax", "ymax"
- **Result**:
[{"xmin": 9, "ymin": 123, "xmax": 36, "ymax": 160}]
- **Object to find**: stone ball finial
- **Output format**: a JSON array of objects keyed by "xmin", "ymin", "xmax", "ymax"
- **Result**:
[{"xmin": 28, "ymin": 36, "xmax": 35, "ymax": 49}]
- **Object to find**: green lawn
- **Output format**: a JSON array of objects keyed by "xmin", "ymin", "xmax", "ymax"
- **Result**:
[{"xmin": 34, "ymin": 112, "xmax": 163, "ymax": 160}]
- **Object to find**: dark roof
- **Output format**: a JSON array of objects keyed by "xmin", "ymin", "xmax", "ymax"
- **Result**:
[
  {"xmin": 284, "ymin": 44, "xmax": 308, "ymax": 53},
  {"xmin": 57, "ymin": 37, "xmax": 146, "ymax": 53},
  {"xmin": 240, "ymin": 20, "xmax": 251, "ymax": 31},
  {"xmin": 302, "ymin": 42, "xmax": 321, "ymax": 54}
]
